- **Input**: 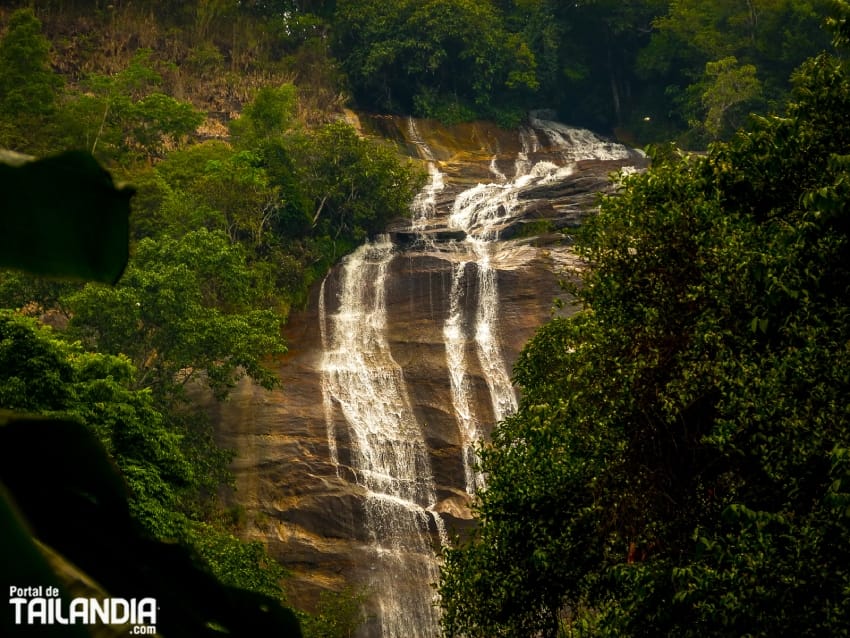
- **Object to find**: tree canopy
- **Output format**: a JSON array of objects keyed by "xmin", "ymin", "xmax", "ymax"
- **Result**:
[
  {"xmin": 333, "ymin": 0, "xmax": 538, "ymax": 124},
  {"xmin": 0, "ymin": 8, "xmax": 62, "ymax": 153},
  {"xmin": 0, "ymin": 0, "xmax": 837, "ymax": 144},
  {"xmin": 326, "ymin": 0, "xmax": 833, "ymax": 140}
]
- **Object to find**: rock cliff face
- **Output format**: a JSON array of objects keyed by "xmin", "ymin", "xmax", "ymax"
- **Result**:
[{"xmin": 210, "ymin": 114, "xmax": 646, "ymax": 637}]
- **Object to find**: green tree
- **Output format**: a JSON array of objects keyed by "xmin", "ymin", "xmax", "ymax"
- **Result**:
[
  {"xmin": 129, "ymin": 83, "xmax": 422, "ymax": 310},
  {"xmin": 229, "ymin": 83, "xmax": 300, "ymax": 147},
  {"xmin": 0, "ymin": 311, "xmax": 74, "ymax": 412},
  {"xmin": 699, "ymin": 56, "xmax": 763, "ymax": 138},
  {"xmin": 285, "ymin": 120, "xmax": 424, "ymax": 246},
  {"xmin": 333, "ymin": 0, "xmax": 538, "ymax": 122},
  {"xmin": 527, "ymin": 0, "xmax": 666, "ymax": 130},
  {"xmin": 636, "ymin": 0, "xmax": 831, "ymax": 143},
  {"xmin": 0, "ymin": 311, "xmax": 290, "ymax": 604},
  {"xmin": 192, "ymin": 150, "xmax": 282, "ymax": 246},
  {"xmin": 62, "ymin": 49, "xmax": 204, "ymax": 164},
  {"xmin": 440, "ymin": 18, "xmax": 850, "ymax": 637},
  {"xmin": 65, "ymin": 228, "xmax": 286, "ymax": 404},
  {"xmin": 0, "ymin": 9, "xmax": 63, "ymax": 153},
  {"xmin": 185, "ymin": 521, "xmax": 288, "ymax": 598},
  {"xmin": 151, "ymin": 144, "xmax": 284, "ymax": 248}
]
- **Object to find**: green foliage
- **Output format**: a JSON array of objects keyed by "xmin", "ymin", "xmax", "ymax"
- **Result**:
[
  {"xmin": 151, "ymin": 139, "xmax": 235, "ymax": 192},
  {"xmin": 411, "ymin": 87, "xmax": 479, "ymax": 126},
  {"xmin": 298, "ymin": 587, "xmax": 368, "ymax": 638},
  {"xmin": 700, "ymin": 56, "xmax": 763, "ymax": 139},
  {"xmin": 161, "ymin": 101, "xmax": 424, "ymax": 303},
  {"xmin": 440, "ymin": 33, "xmax": 850, "ymax": 638},
  {"xmin": 0, "ymin": 312, "xmax": 186, "ymax": 531},
  {"xmin": 66, "ymin": 228, "xmax": 286, "ymax": 402},
  {"xmin": 185, "ymin": 521, "xmax": 288, "ymax": 599},
  {"xmin": 328, "ymin": 0, "xmax": 830, "ymax": 138},
  {"xmin": 5, "ymin": 0, "xmax": 834, "ymax": 145},
  {"xmin": 130, "ymin": 86, "xmax": 423, "ymax": 306},
  {"xmin": 61, "ymin": 49, "xmax": 204, "ymax": 164},
  {"xmin": 0, "ymin": 293, "xmax": 289, "ymax": 630},
  {"xmin": 0, "ymin": 151, "xmax": 292, "ymax": 624},
  {"xmin": 636, "ymin": 0, "xmax": 831, "ymax": 144},
  {"xmin": 0, "ymin": 9, "xmax": 63, "ymax": 153},
  {"xmin": 184, "ymin": 149, "xmax": 282, "ymax": 245},
  {"xmin": 533, "ymin": 0, "xmax": 667, "ymax": 131},
  {"xmin": 827, "ymin": 0, "xmax": 850, "ymax": 46},
  {"xmin": 332, "ymin": 0, "xmax": 538, "ymax": 121},
  {"xmin": 230, "ymin": 83, "xmax": 300, "ymax": 146},
  {"xmin": 285, "ymin": 120, "xmax": 425, "ymax": 245},
  {"xmin": 0, "ymin": 312, "xmax": 74, "ymax": 412}
]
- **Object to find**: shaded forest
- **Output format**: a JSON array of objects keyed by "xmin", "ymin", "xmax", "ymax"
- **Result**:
[{"xmin": 0, "ymin": 0, "xmax": 837, "ymax": 149}]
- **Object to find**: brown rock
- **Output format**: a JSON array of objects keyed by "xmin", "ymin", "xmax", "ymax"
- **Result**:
[{"xmin": 211, "ymin": 115, "xmax": 643, "ymax": 634}]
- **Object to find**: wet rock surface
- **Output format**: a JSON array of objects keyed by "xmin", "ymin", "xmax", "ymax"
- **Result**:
[{"xmin": 210, "ymin": 115, "xmax": 645, "ymax": 632}]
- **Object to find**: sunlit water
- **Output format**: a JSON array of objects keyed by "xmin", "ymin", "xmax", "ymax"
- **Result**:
[{"xmin": 319, "ymin": 117, "xmax": 632, "ymax": 637}]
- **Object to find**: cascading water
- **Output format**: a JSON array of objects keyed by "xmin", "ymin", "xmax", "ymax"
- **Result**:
[
  {"xmin": 443, "ymin": 115, "xmax": 632, "ymax": 443},
  {"xmin": 515, "ymin": 125, "xmax": 540, "ymax": 176},
  {"xmin": 441, "ymin": 138, "xmax": 549, "ymax": 494},
  {"xmin": 317, "ymin": 115, "xmax": 636, "ymax": 638},
  {"xmin": 443, "ymin": 259, "xmax": 484, "ymax": 494},
  {"xmin": 408, "ymin": 118, "xmax": 445, "ymax": 235},
  {"xmin": 319, "ymin": 235, "xmax": 446, "ymax": 638}
]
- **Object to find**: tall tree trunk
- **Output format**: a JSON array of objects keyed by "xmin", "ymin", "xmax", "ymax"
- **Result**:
[{"xmin": 608, "ymin": 48, "xmax": 622, "ymax": 126}]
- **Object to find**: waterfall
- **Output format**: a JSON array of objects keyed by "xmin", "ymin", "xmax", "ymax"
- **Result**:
[
  {"xmin": 411, "ymin": 162, "xmax": 445, "ymax": 235},
  {"xmin": 530, "ymin": 114, "xmax": 633, "ymax": 162},
  {"xmin": 315, "ymin": 116, "xmax": 635, "ymax": 638},
  {"xmin": 470, "ymin": 239, "xmax": 517, "ymax": 422},
  {"xmin": 319, "ymin": 279, "xmax": 339, "ymax": 471},
  {"xmin": 489, "ymin": 154, "xmax": 507, "ymax": 182},
  {"xmin": 320, "ymin": 236, "xmax": 446, "ymax": 638},
  {"xmin": 442, "ymin": 144, "xmax": 545, "ymax": 490},
  {"xmin": 408, "ymin": 118, "xmax": 444, "ymax": 233},
  {"xmin": 515, "ymin": 125, "xmax": 540, "ymax": 177},
  {"xmin": 443, "ymin": 259, "xmax": 485, "ymax": 494}
]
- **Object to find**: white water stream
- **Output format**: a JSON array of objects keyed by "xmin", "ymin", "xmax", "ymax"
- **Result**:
[
  {"xmin": 319, "ymin": 236, "xmax": 447, "ymax": 638},
  {"xmin": 318, "ymin": 116, "xmax": 633, "ymax": 637}
]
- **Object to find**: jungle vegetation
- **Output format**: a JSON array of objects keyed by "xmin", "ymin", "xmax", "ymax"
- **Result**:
[
  {"xmin": 0, "ymin": 1, "xmax": 847, "ymax": 636},
  {"xmin": 439, "ymin": 2, "xmax": 850, "ymax": 636}
]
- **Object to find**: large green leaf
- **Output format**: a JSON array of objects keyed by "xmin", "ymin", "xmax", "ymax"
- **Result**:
[{"xmin": 0, "ymin": 150, "xmax": 133, "ymax": 283}]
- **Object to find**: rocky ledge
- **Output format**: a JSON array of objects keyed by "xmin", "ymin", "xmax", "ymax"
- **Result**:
[{"xmin": 210, "ymin": 115, "xmax": 645, "ymax": 620}]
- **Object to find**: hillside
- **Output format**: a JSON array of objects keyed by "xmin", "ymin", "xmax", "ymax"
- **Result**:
[
  {"xmin": 1, "ymin": 2, "xmax": 848, "ymax": 637},
  {"xmin": 0, "ymin": 0, "xmax": 836, "ymax": 153}
]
